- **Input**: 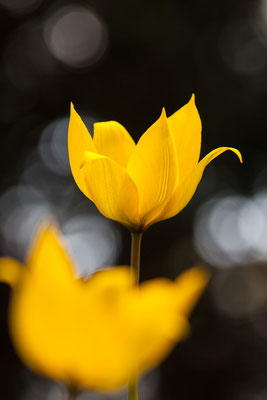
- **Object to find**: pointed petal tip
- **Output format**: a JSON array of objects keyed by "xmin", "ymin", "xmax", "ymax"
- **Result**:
[
  {"xmin": 176, "ymin": 265, "xmax": 210, "ymax": 286},
  {"xmin": 187, "ymin": 94, "xmax": 196, "ymax": 108},
  {"xmin": 175, "ymin": 265, "xmax": 210, "ymax": 314},
  {"xmin": 231, "ymin": 148, "xmax": 243, "ymax": 164},
  {"xmin": 25, "ymin": 219, "xmax": 62, "ymax": 264},
  {"xmin": 70, "ymin": 102, "xmax": 78, "ymax": 118},
  {"xmin": 189, "ymin": 265, "xmax": 211, "ymax": 286},
  {"xmin": 33, "ymin": 220, "xmax": 61, "ymax": 242},
  {"xmin": 161, "ymin": 107, "xmax": 167, "ymax": 117}
]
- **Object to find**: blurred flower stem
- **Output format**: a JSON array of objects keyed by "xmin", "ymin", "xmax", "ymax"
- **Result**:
[
  {"xmin": 66, "ymin": 387, "xmax": 79, "ymax": 400},
  {"xmin": 129, "ymin": 232, "xmax": 142, "ymax": 400},
  {"xmin": 129, "ymin": 373, "xmax": 138, "ymax": 400},
  {"xmin": 130, "ymin": 232, "xmax": 143, "ymax": 284}
]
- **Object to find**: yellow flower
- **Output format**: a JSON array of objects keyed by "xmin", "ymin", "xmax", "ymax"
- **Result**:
[
  {"xmin": 68, "ymin": 95, "xmax": 242, "ymax": 232},
  {"xmin": 0, "ymin": 224, "xmax": 208, "ymax": 390}
]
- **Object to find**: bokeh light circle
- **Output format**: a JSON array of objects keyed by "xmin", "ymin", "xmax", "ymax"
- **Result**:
[
  {"xmin": 43, "ymin": 5, "xmax": 108, "ymax": 68},
  {"xmin": 194, "ymin": 194, "xmax": 267, "ymax": 268},
  {"xmin": 62, "ymin": 215, "xmax": 121, "ymax": 277},
  {"xmin": 39, "ymin": 117, "xmax": 70, "ymax": 176}
]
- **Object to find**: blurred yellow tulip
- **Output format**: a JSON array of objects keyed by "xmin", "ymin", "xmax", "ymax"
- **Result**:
[
  {"xmin": 0, "ymin": 224, "xmax": 208, "ymax": 391},
  {"xmin": 68, "ymin": 95, "xmax": 242, "ymax": 231}
]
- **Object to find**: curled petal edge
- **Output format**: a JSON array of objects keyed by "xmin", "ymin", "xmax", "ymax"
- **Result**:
[{"xmin": 144, "ymin": 147, "xmax": 242, "ymax": 228}]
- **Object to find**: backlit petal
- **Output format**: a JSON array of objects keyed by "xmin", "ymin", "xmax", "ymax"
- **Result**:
[
  {"xmin": 127, "ymin": 280, "xmax": 189, "ymax": 374},
  {"xmin": 10, "ymin": 225, "xmax": 80, "ymax": 383},
  {"xmin": 175, "ymin": 266, "xmax": 210, "ymax": 316},
  {"xmin": 68, "ymin": 103, "xmax": 96, "ymax": 198},
  {"xmin": 26, "ymin": 224, "xmax": 77, "ymax": 289},
  {"xmin": 168, "ymin": 94, "xmax": 201, "ymax": 181},
  {"xmin": 149, "ymin": 147, "xmax": 242, "ymax": 225},
  {"xmin": 73, "ymin": 268, "xmax": 134, "ymax": 389},
  {"xmin": 126, "ymin": 268, "xmax": 208, "ymax": 375},
  {"xmin": 82, "ymin": 152, "xmax": 140, "ymax": 230},
  {"xmin": 127, "ymin": 108, "xmax": 178, "ymax": 225},
  {"xmin": 93, "ymin": 121, "xmax": 135, "ymax": 167},
  {"xmin": 3, "ymin": 219, "xmax": 209, "ymax": 390}
]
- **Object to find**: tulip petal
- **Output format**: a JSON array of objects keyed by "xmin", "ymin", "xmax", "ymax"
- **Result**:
[
  {"xmin": 93, "ymin": 121, "xmax": 135, "ymax": 167},
  {"xmin": 127, "ymin": 280, "xmax": 189, "ymax": 374},
  {"xmin": 68, "ymin": 103, "xmax": 96, "ymax": 198},
  {"xmin": 82, "ymin": 152, "xmax": 140, "ymax": 230},
  {"xmin": 26, "ymin": 224, "xmax": 77, "ymax": 288},
  {"xmin": 175, "ymin": 266, "xmax": 210, "ymax": 316},
  {"xmin": 168, "ymin": 94, "xmax": 202, "ymax": 181},
  {"xmin": 0, "ymin": 258, "xmax": 23, "ymax": 287},
  {"xmin": 147, "ymin": 147, "xmax": 242, "ymax": 225},
  {"xmin": 127, "ymin": 108, "xmax": 178, "ymax": 225},
  {"xmin": 10, "ymin": 225, "xmax": 79, "ymax": 383},
  {"xmin": 125, "ymin": 268, "xmax": 209, "ymax": 377},
  {"xmin": 137, "ymin": 314, "xmax": 188, "ymax": 375},
  {"xmin": 73, "ymin": 268, "xmax": 135, "ymax": 389}
]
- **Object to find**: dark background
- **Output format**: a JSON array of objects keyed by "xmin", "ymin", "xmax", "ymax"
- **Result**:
[{"xmin": 0, "ymin": 0, "xmax": 267, "ymax": 399}]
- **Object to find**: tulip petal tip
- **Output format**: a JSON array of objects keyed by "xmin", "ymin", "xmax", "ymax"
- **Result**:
[
  {"xmin": 161, "ymin": 107, "xmax": 167, "ymax": 117},
  {"xmin": 237, "ymin": 151, "xmax": 243, "ymax": 164},
  {"xmin": 228, "ymin": 148, "xmax": 243, "ymax": 164}
]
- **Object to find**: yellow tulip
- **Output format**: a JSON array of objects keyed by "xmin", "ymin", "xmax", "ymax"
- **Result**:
[
  {"xmin": 0, "ymin": 224, "xmax": 208, "ymax": 391},
  {"xmin": 68, "ymin": 95, "xmax": 242, "ymax": 231}
]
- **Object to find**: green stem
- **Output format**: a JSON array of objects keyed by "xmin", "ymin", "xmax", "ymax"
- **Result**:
[
  {"xmin": 130, "ymin": 232, "xmax": 143, "ymax": 284},
  {"xmin": 128, "ymin": 374, "xmax": 139, "ymax": 400},
  {"xmin": 128, "ymin": 232, "xmax": 143, "ymax": 400},
  {"xmin": 66, "ymin": 387, "xmax": 79, "ymax": 400}
]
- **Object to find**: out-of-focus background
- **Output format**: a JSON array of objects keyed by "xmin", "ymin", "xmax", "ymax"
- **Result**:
[{"xmin": 0, "ymin": 0, "xmax": 267, "ymax": 399}]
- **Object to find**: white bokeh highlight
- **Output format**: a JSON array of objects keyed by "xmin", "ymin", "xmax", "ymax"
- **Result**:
[
  {"xmin": 43, "ymin": 5, "xmax": 108, "ymax": 68},
  {"xmin": 194, "ymin": 191, "xmax": 267, "ymax": 268}
]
